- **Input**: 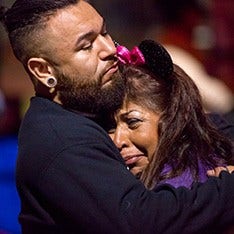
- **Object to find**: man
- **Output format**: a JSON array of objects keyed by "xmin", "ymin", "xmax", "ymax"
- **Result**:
[{"xmin": 1, "ymin": 1, "xmax": 234, "ymax": 233}]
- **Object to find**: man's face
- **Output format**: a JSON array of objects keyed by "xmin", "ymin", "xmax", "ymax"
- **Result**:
[{"xmin": 43, "ymin": 1, "xmax": 124, "ymax": 114}]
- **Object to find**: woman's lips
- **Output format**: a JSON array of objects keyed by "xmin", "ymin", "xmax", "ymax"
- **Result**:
[{"xmin": 124, "ymin": 155, "xmax": 145, "ymax": 165}]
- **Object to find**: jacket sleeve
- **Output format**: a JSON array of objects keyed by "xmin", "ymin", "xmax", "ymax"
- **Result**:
[{"xmin": 36, "ymin": 142, "xmax": 234, "ymax": 234}]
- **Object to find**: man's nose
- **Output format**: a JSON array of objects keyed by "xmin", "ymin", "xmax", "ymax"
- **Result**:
[{"xmin": 97, "ymin": 35, "xmax": 117, "ymax": 60}]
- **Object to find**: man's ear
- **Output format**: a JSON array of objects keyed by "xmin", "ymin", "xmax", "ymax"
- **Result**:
[{"xmin": 27, "ymin": 57, "xmax": 54, "ymax": 86}]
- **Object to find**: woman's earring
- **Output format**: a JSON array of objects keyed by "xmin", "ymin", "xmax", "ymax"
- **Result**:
[{"xmin": 46, "ymin": 77, "xmax": 57, "ymax": 88}]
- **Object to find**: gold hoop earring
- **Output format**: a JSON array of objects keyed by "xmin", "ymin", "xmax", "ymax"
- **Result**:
[{"xmin": 46, "ymin": 77, "xmax": 57, "ymax": 88}]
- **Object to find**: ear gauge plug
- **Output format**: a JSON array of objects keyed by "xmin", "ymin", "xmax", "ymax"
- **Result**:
[{"xmin": 46, "ymin": 77, "xmax": 57, "ymax": 88}]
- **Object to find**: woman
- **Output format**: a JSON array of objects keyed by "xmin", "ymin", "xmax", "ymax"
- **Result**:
[{"xmin": 108, "ymin": 40, "xmax": 233, "ymax": 189}]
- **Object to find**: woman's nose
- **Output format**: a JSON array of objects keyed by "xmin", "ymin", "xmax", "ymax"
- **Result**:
[{"xmin": 112, "ymin": 129, "xmax": 130, "ymax": 150}]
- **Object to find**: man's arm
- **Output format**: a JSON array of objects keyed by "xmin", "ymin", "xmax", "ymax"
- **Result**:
[{"xmin": 36, "ymin": 143, "xmax": 234, "ymax": 234}]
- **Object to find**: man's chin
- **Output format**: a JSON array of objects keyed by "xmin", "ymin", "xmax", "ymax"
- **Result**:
[{"xmin": 58, "ymin": 69, "xmax": 124, "ymax": 115}]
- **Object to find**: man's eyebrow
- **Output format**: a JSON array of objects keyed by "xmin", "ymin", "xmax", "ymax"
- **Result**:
[{"xmin": 75, "ymin": 18, "xmax": 105, "ymax": 47}]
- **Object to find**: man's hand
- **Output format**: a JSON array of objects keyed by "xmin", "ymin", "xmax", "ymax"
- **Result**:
[{"xmin": 207, "ymin": 166, "xmax": 234, "ymax": 177}]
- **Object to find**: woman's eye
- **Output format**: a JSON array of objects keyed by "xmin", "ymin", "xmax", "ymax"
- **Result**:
[{"xmin": 127, "ymin": 118, "xmax": 142, "ymax": 128}]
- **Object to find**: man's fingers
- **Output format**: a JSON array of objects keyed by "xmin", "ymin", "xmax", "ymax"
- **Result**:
[{"xmin": 207, "ymin": 166, "xmax": 234, "ymax": 177}]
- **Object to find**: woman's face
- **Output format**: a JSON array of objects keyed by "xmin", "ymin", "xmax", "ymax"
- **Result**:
[{"xmin": 109, "ymin": 101, "xmax": 160, "ymax": 175}]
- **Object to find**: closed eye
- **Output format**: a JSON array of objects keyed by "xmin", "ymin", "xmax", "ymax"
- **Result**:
[
  {"xmin": 82, "ymin": 43, "xmax": 93, "ymax": 50},
  {"xmin": 108, "ymin": 128, "xmax": 116, "ymax": 134},
  {"xmin": 101, "ymin": 19, "xmax": 108, "ymax": 37},
  {"xmin": 126, "ymin": 118, "xmax": 142, "ymax": 129}
]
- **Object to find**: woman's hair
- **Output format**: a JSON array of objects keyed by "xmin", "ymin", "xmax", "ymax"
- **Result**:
[{"xmin": 121, "ymin": 63, "xmax": 233, "ymax": 189}]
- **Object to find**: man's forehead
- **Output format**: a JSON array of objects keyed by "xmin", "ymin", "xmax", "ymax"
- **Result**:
[
  {"xmin": 44, "ymin": 3, "xmax": 102, "ymax": 41},
  {"xmin": 47, "ymin": 1, "xmax": 103, "ymax": 33},
  {"xmin": 52, "ymin": 1, "xmax": 99, "ymax": 21}
]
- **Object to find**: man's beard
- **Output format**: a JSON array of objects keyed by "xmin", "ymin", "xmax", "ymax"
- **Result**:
[{"xmin": 56, "ymin": 70, "xmax": 125, "ymax": 117}]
